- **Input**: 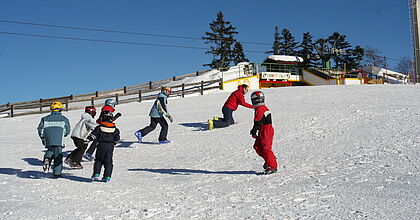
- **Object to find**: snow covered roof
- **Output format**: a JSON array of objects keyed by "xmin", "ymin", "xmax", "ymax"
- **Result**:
[{"xmin": 266, "ymin": 55, "xmax": 304, "ymax": 63}]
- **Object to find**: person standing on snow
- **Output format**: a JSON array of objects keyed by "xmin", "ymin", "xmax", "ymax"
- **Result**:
[
  {"xmin": 86, "ymin": 111, "xmax": 120, "ymax": 182},
  {"xmin": 249, "ymin": 91, "xmax": 278, "ymax": 175},
  {"xmin": 208, "ymin": 84, "xmax": 253, "ymax": 130},
  {"xmin": 84, "ymin": 99, "xmax": 121, "ymax": 161},
  {"xmin": 37, "ymin": 101, "xmax": 71, "ymax": 178},
  {"xmin": 65, "ymin": 106, "xmax": 97, "ymax": 169},
  {"xmin": 134, "ymin": 87, "xmax": 173, "ymax": 144}
]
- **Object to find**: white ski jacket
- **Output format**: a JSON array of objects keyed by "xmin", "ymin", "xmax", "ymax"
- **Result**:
[{"xmin": 71, "ymin": 112, "xmax": 97, "ymax": 140}]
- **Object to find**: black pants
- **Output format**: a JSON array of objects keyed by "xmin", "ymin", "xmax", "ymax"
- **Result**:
[
  {"xmin": 213, "ymin": 106, "xmax": 234, "ymax": 128},
  {"xmin": 140, "ymin": 117, "xmax": 168, "ymax": 141},
  {"xmin": 67, "ymin": 137, "xmax": 88, "ymax": 163},
  {"xmin": 85, "ymin": 139, "xmax": 98, "ymax": 155},
  {"xmin": 93, "ymin": 143, "xmax": 114, "ymax": 178}
]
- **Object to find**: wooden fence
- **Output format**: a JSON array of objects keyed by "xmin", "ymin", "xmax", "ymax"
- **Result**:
[{"xmin": 0, "ymin": 71, "xmax": 221, "ymax": 118}]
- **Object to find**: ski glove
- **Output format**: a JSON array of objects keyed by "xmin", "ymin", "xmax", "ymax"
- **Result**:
[
  {"xmin": 113, "ymin": 112, "xmax": 122, "ymax": 121},
  {"xmin": 166, "ymin": 114, "xmax": 174, "ymax": 123},
  {"xmin": 250, "ymin": 128, "xmax": 257, "ymax": 138}
]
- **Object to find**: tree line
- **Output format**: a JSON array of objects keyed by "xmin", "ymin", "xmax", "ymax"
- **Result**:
[{"xmin": 202, "ymin": 11, "xmax": 412, "ymax": 75}]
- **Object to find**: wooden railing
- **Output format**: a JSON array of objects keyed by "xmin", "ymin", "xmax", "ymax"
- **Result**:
[{"xmin": 0, "ymin": 71, "xmax": 221, "ymax": 118}]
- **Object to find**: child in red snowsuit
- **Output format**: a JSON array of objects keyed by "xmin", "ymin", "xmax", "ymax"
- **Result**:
[{"xmin": 250, "ymin": 91, "xmax": 278, "ymax": 175}]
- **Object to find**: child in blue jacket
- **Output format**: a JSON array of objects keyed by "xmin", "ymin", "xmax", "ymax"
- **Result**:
[{"xmin": 37, "ymin": 101, "xmax": 71, "ymax": 178}]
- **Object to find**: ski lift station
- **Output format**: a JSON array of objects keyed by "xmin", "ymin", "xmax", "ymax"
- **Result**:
[{"xmin": 219, "ymin": 55, "xmax": 408, "ymax": 92}]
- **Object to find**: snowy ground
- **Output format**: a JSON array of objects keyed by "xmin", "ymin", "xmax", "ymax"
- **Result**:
[{"xmin": 0, "ymin": 84, "xmax": 419, "ymax": 219}]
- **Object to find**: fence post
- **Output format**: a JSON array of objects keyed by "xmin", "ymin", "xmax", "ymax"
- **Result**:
[
  {"xmin": 124, "ymin": 86, "xmax": 127, "ymax": 93},
  {"xmin": 10, "ymin": 105, "xmax": 14, "ymax": 117},
  {"xmin": 39, "ymin": 99, "xmax": 43, "ymax": 113},
  {"xmin": 115, "ymin": 94, "xmax": 119, "ymax": 104},
  {"xmin": 219, "ymin": 78, "xmax": 223, "ymax": 90},
  {"xmin": 95, "ymin": 91, "xmax": 99, "ymax": 97},
  {"xmin": 196, "ymin": 71, "xmax": 199, "ymax": 76},
  {"xmin": 138, "ymin": 90, "xmax": 142, "ymax": 102},
  {"xmin": 200, "ymin": 81, "xmax": 204, "ymax": 95},
  {"xmin": 173, "ymin": 76, "xmax": 176, "ymax": 81},
  {"xmin": 182, "ymin": 84, "xmax": 185, "ymax": 98},
  {"xmin": 65, "ymin": 99, "xmax": 69, "ymax": 111},
  {"xmin": 91, "ymin": 97, "xmax": 94, "ymax": 106},
  {"xmin": 70, "ymin": 94, "xmax": 73, "ymax": 100},
  {"xmin": 149, "ymin": 81, "xmax": 152, "ymax": 90}
]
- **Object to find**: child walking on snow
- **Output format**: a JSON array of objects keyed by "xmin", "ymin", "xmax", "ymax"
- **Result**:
[
  {"xmin": 65, "ymin": 106, "xmax": 97, "ymax": 169},
  {"xmin": 134, "ymin": 87, "xmax": 173, "ymax": 144},
  {"xmin": 84, "ymin": 99, "xmax": 121, "ymax": 161},
  {"xmin": 86, "ymin": 111, "xmax": 120, "ymax": 182},
  {"xmin": 249, "ymin": 91, "xmax": 278, "ymax": 175},
  {"xmin": 37, "ymin": 101, "xmax": 71, "ymax": 178}
]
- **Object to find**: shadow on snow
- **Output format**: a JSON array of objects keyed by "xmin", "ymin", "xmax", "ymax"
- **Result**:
[
  {"xmin": 0, "ymin": 157, "xmax": 93, "ymax": 182},
  {"xmin": 179, "ymin": 122, "xmax": 208, "ymax": 131},
  {"xmin": 128, "ymin": 168, "xmax": 259, "ymax": 175}
]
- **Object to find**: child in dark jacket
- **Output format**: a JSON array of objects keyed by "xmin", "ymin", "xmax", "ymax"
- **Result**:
[
  {"xmin": 84, "ymin": 99, "xmax": 121, "ymax": 161},
  {"xmin": 86, "ymin": 111, "xmax": 120, "ymax": 182},
  {"xmin": 249, "ymin": 91, "xmax": 278, "ymax": 175}
]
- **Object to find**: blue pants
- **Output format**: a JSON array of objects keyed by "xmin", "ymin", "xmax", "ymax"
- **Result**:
[
  {"xmin": 44, "ymin": 146, "xmax": 63, "ymax": 175},
  {"xmin": 213, "ymin": 106, "xmax": 234, "ymax": 128}
]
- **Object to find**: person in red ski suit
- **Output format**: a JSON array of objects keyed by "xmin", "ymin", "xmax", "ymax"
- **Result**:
[
  {"xmin": 250, "ymin": 91, "xmax": 278, "ymax": 175},
  {"xmin": 211, "ymin": 84, "xmax": 253, "ymax": 129}
]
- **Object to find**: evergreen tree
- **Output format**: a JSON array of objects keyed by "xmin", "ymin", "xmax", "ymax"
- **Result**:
[
  {"xmin": 232, "ymin": 42, "xmax": 249, "ymax": 65},
  {"xmin": 297, "ymin": 32, "xmax": 315, "ymax": 67},
  {"xmin": 344, "ymin": 46, "xmax": 364, "ymax": 70},
  {"xmin": 313, "ymin": 38, "xmax": 332, "ymax": 68},
  {"xmin": 279, "ymin": 28, "xmax": 298, "ymax": 55},
  {"xmin": 202, "ymin": 11, "xmax": 238, "ymax": 69},
  {"xmin": 266, "ymin": 26, "xmax": 281, "ymax": 55},
  {"xmin": 328, "ymin": 32, "xmax": 352, "ymax": 69}
]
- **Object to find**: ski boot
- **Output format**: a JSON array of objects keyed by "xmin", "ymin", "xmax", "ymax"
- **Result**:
[
  {"xmin": 72, "ymin": 163, "xmax": 83, "ymax": 169},
  {"xmin": 52, "ymin": 174, "xmax": 61, "ymax": 179},
  {"xmin": 102, "ymin": 176, "xmax": 111, "ymax": 182},
  {"xmin": 208, "ymin": 119, "xmax": 214, "ymax": 130},
  {"xmin": 64, "ymin": 158, "xmax": 74, "ymax": 167},
  {"xmin": 84, "ymin": 153, "xmax": 94, "ymax": 161},
  {"xmin": 91, "ymin": 174, "xmax": 100, "ymax": 181},
  {"xmin": 263, "ymin": 168, "xmax": 277, "ymax": 175},
  {"xmin": 159, "ymin": 140, "xmax": 171, "ymax": 144},
  {"xmin": 134, "ymin": 130, "xmax": 143, "ymax": 143},
  {"xmin": 42, "ymin": 157, "xmax": 51, "ymax": 172}
]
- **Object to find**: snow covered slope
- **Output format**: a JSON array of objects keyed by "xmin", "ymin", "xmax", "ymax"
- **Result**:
[{"xmin": 0, "ymin": 85, "xmax": 419, "ymax": 219}]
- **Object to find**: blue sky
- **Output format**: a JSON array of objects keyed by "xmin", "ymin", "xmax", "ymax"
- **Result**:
[{"xmin": 0, "ymin": 0, "xmax": 410, "ymax": 103}]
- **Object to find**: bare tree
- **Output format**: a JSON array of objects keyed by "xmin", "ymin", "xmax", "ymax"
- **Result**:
[
  {"xmin": 396, "ymin": 57, "xmax": 413, "ymax": 75},
  {"xmin": 364, "ymin": 46, "xmax": 385, "ymax": 67}
]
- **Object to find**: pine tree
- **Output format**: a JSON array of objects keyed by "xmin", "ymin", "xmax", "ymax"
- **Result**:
[
  {"xmin": 279, "ymin": 28, "xmax": 298, "ymax": 55},
  {"xmin": 313, "ymin": 38, "xmax": 332, "ymax": 68},
  {"xmin": 202, "ymin": 11, "xmax": 238, "ymax": 69},
  {"xmin": 297, "ymin": 32, "xmax": 315, "ymax": 67},
  {"xmin": 266, "ymin": 26, "xmax": 281, "ymax": 55},
  {"xmin": 345, "ymin": 46, "xmax": 364, "ymax": 70},
  {"xmin": 328, "ymin": 32, "xmax": 352, "ymax": 69},
  {"xmin": 232, "ymin": 42, "xmax": 249, "ymax": 65}
]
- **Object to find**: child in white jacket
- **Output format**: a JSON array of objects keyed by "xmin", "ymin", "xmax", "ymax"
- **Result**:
[{"xmin": 65, "ymin": 106, "xmax": 97, "ymax": 169}]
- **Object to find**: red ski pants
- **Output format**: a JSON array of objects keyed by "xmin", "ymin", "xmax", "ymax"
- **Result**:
[{"xmin": 253, "ymin": 125, "xmax": 277, "ymax": 170}]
